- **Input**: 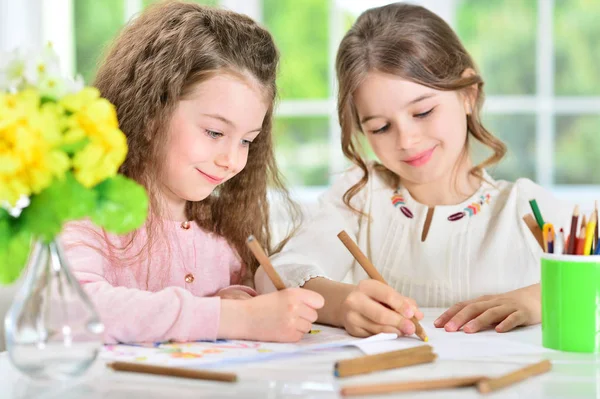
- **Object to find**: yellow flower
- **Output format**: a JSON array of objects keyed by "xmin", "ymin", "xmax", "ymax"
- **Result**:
[
  {"xmin": 60, "ymin": 88, "xmax": 127, "ymax": 187},
  {"xmin": 0, "ymin": 90, "xmax": 69, "ymax": 205}
]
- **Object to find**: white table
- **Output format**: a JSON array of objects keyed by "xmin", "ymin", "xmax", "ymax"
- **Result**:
[{"xmin": 1, "ymin": 309, "xmax": 599, "ymax": 399}]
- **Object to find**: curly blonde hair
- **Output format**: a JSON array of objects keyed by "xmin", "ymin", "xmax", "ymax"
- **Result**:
[
  {"xmin": 336, "ymin": 3, "xmax": 506, "ymax": 210},
  {"xmin": 93, "ymin": 0, "xmax": 297, "ymax": 274}
]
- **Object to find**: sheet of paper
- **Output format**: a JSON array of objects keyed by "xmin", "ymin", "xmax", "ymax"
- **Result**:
[
  {"xmin": 355, "ymin": 324, "xmax": 551, "ymax": 360},
  {"xmin": 100, "ymin": 324, "xmax": 396, "ymax": 368}
]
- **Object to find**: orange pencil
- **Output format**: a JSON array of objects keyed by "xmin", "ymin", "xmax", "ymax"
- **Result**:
[{"xmin": 575, "ymin": 223, "xmax": 586, "ymax": 256}]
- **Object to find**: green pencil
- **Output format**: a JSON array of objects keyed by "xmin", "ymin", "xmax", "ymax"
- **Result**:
[{"xmin": 529, "ymin": 199, "xmax": 545, "ymax": 230}]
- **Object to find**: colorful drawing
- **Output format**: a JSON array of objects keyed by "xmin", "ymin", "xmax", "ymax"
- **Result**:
[{"xmin": 100, "ymin": 324, "xmax": 396, "ymax": 368}]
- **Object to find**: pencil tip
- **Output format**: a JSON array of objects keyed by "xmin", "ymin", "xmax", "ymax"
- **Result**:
[
  {"xmin": 247, "ymin": 235, "xmax": 255, "ymax": 242},
  {"xmin": 424, "ymin": 336, "xmax": 429, "ymax": 342}
]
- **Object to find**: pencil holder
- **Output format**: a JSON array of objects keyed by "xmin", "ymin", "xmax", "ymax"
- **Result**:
[{"xmin": 541, "ymin": 254, "xmax": 600, "ymax": 353}]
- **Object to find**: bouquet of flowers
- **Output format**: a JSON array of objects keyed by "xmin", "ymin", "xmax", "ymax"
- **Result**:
[{"xmin": 0, "ymin": 44, "xmax": 148, "ymax": 284}]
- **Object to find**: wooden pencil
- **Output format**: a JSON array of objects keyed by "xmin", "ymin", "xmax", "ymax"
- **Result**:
[
  {"xmin": 555, "ymin": 228, "xmax": 565, "ymax": 255},
  {"xmin": 567, "ymin": 205, "xmax": 579, "ymax": 255},
  {"xmin": 542, "ymin": 224, "xmax": 555, "ymax": 254},
  {"xmin": 336, "ymin": 352, "xmax": 437, "ymax": 378},
  {"xmin": 576, "ymin": 223, "xmax": 587, "ymax": 255},
  {"xmin": 477, "ymin": 359, "xmax": 551, "ymax": 394},
  {"xmin": 334, "ymin": 345, "xmax": 433, "ymax": 377},
  {"xmin": 522, "ymin": 214, "xmax": 544, "ymax": 249},
  {"xmin": 528, "ymin": 199, "xmax": 545, "ymax": 229},
  {"xmin": 341, "ymin": 375, "xmax": 487, "ymax": 396},
  {"xmin": 593, "ymin": 200, "xmax": 600, "ymax": 253},
  {"xmin": 337, "ymin": 231, "xmax": 428, "ymax": 342},
  {"xmin": 583, "ymin": 212, "xmax": 597, "ymax": 256},
  {"xmin": 246, "ymin": 235, "xmax": 286, "ymax": 290},
  {"xmin": 107, "ymin": 361, "xmax": 238, "ymax": 382}
]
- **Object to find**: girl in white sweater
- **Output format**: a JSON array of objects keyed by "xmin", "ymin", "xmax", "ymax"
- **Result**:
[{"xmin": 257, "ymin": 3, "xmax": 570, "ymax": 337}]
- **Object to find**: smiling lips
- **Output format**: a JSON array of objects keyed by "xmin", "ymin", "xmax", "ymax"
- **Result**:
[
  {"xmin": 402, "ymin": 146, "xmax": 436, "ymax": 167},
  {"xmin": 196, "ymin": 168, "xmax": 224, "ymax": 184}
]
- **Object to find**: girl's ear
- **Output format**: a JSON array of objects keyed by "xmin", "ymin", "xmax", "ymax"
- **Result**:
[{"xmin": 460, "ymin": 68, "xmax": 478, "ymax": 115}]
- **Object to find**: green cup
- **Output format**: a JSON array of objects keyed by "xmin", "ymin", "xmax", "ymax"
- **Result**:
[{"xmin": 541, "ymin": 254, "xmax": 600, "ymax": 353}]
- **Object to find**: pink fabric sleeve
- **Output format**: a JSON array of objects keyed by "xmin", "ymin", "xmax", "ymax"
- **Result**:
[{"xmin": 61, "ymin": 223, "xmax": 221, "ymax": 344}]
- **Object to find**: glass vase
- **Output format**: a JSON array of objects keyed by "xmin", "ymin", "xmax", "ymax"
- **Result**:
[{"xmin": 4, "ymin": 238, "xmax": 104, "ymax": 380}]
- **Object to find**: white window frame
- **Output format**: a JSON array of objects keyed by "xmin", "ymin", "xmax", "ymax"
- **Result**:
[{"xmin": 28, "ymin": 0, "xmax": 600, "ymax": 207}]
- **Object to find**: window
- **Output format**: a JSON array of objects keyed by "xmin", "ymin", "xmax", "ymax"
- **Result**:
[{"xmin": 40, "ymin": 0, "xmax": 600, "ymax": 204}]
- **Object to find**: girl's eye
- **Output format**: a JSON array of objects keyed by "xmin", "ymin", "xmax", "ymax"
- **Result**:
[
  {"xmin": 371, "ymin": 124, "xmax": 390, "ymax": 134},
  {"xmin": 206, "ymin": 130, "xmax": 223, "ymax": 139},
  {"xmin": 414, "ymin": 108, "xmax": 434, "ymax": 119},
  {"xmin": 241, "ymin": 139, "xmax": 252, "ymax": 147}
]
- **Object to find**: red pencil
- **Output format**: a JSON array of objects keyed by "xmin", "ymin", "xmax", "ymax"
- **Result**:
[
  {"xmin": 567, "ymin": 205, "xmax": 579, "ymax": 255},
  {"xmin": 576, "ymin": 224, "xmax": 586, "ymax": 255}
]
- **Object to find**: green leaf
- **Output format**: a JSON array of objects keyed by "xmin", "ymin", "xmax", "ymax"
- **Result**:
[
  {"xmin": 60, "ymin": 137, "xmax": 90, "ymax": 155},
  {"xmin": 40, "ymin": 95, "xmax": 58, "ymax": 105},
  {"xmin": 91, "ymin": 175, "xmax": 148, "ymax": 234},
  {"xmin": 19, "ymin": 171, "xmax": 97, "ymax": 242},
  {"xmin": 0, "ymin": 214, "xmax": 32, "ymax": 284}
]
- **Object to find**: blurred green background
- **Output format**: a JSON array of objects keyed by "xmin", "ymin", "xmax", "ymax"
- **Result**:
[{"xmin": 74, "ymin": 0, "xmax": 600, "ymax": 187}]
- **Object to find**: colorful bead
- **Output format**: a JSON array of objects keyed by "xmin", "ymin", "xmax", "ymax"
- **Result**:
[
  {"xmin": 400, "ymin": 206, "xmax": 414, "ymax": 219},
  {"xmin": 391, "ymin": 189, "xmax": 493, "ymax": 222},
  {"xmin": 448, "ymin": 212, "xmax": 465, "ymax": 221}
]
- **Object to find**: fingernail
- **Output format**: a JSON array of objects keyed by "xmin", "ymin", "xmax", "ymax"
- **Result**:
[
  {"xmin": 434, "ymin": 318, "xmax": 441, "ymax": 325},
  {"xmin": 445, "ymin": 322, "xmax": 455, "ymax": 331}
]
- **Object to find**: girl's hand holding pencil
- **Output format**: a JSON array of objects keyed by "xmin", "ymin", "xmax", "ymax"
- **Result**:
[
  {"xmin": 336, "ymin": 231, "xmax": 427, "ymax": 340},
  {"xmin": 340, "ymin": 279, "xmax": 424, "ymax": 337},
  {"xmin": 236, "ymin": 236, "xmax": 324, "ymax": 342},
  {"xmin": 223, "ymin": 288, "xmax": 324, "ymax": 342}
]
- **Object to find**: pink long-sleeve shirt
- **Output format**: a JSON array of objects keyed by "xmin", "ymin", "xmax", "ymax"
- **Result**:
[{"xmin": 60, "ymin": 219, "xmax": 255, "ymax": 344}]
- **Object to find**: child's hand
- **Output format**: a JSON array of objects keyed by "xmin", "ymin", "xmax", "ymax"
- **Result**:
[
  {"xmin": 216, "ymin": 287, "xmax": 253, "ymax": 300},
  {"xmin": 340, "ymin": 279, "xmax": 423, "ymax": 337},
  {"xmin": 242, "ymin": 288, "xmax": 324, "ymax": 342},
  {"xmin": 434, "ymin": 284, "xmax": 541, "ymax": 333}
]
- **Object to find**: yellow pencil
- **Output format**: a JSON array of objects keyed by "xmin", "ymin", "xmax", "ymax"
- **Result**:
[
  {"xmin": 583, "ymin": 212, "xmax": 597, "ymax": 256},
  {"xmin": 542, "ymin": 223, "xmax": 554, "ymax": 253}
]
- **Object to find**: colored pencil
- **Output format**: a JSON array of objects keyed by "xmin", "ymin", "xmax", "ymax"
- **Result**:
[
  {"xmin": 555, "ymin": 228, "xmax": 565, "ymax": 255},
  {"xmin": 337, "ymin": 230, "xmax": 428, "ymax": 342},
  {"xmin": 522, "ymin": 214, "xmax": 544, "ymax": 249},
  {"xmin": 583, "ymin": 212, "xmax": 597, "ymax": 256},
  {"xmin": 476, "ymin": 360, "xmax": 551, "ymax": 394},
  {"xmin": 528, "ymin": 199, "xmax": 545, "ymax": 229},
  {"xmin": 567, "ymin": 205, "xmax": 579, "ymax": 255},
  {"xmin": 341, "ymin": 375, "xmax": 487, "ymax": 396},
  {"xmin": 592, "ymin": 201, "xmax": 598, "ymax": 252},
  {"xmin": 246, "ymin": 235, "xmax": 286, "ymax": 290},
  {"xmin": 334, "ymin": 346, "xmax": 435, "ymax": 378},
  {"xmin": 107, "ymin": 361, "xmax": 237, "ymax": 382},
  {"xmin": 576, "ymin": 223, "xmax": 586, "ymax": 256},
  {"xmin": 542, "ymin": 223, "xmax": 554, "ymax": 253}
]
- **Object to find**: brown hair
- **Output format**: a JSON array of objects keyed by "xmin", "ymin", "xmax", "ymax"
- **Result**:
[
  {"xmin": 336, "ymin": 3, "xmax": 506, "ymax": 210},
  {"xmin": 93, "ymin": 0, "xmax": 297, "ymax": 274}
]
